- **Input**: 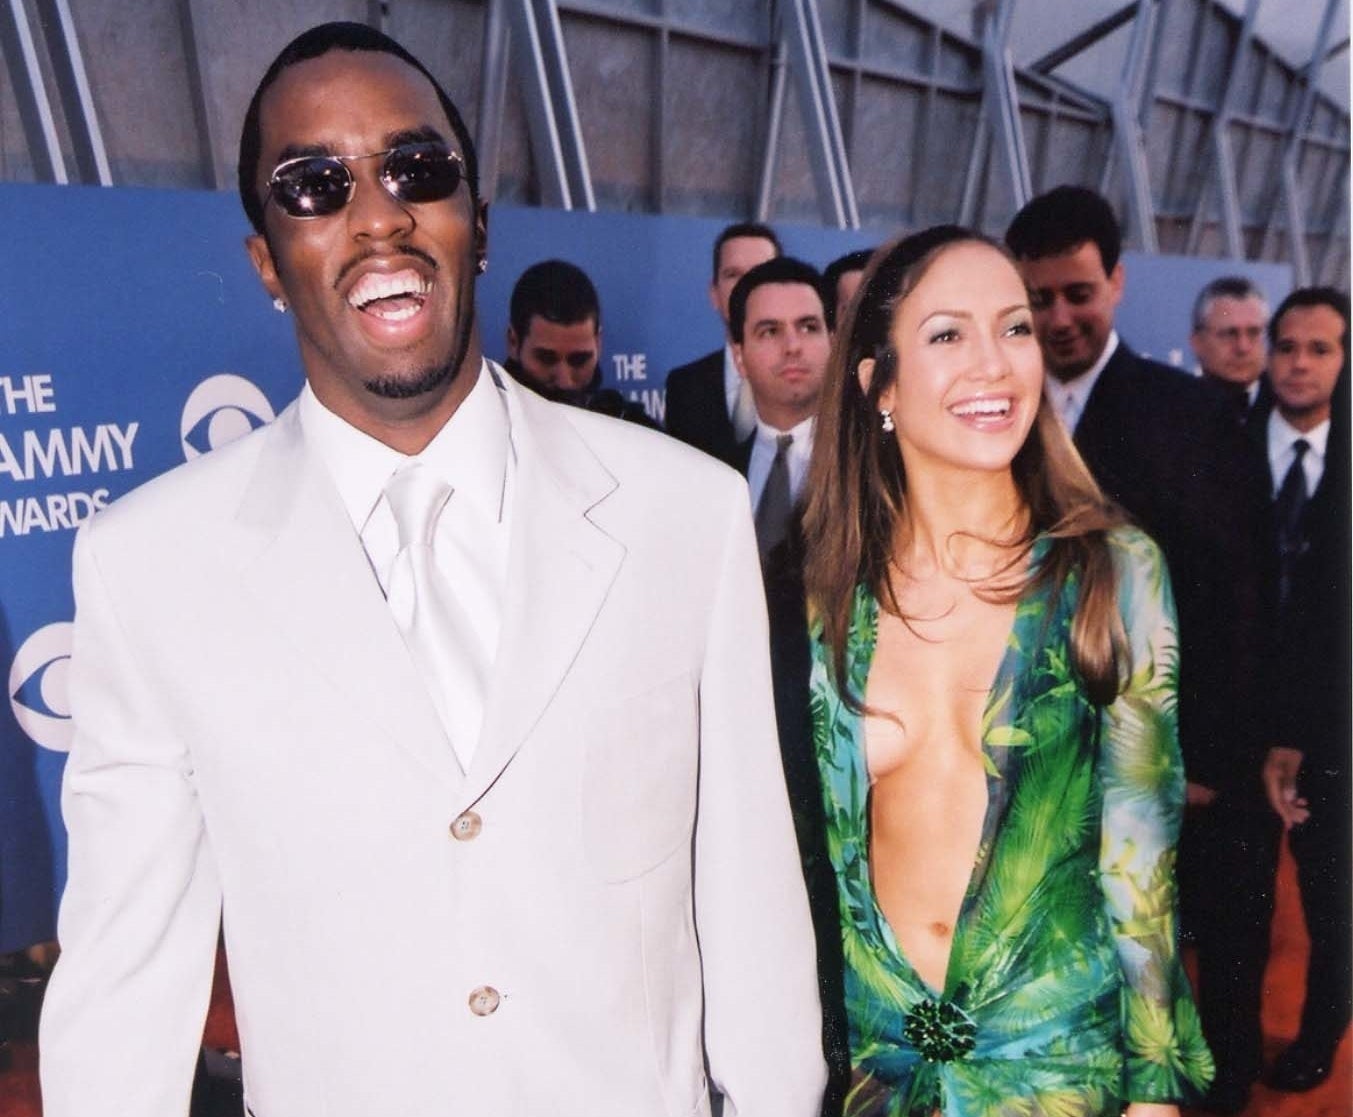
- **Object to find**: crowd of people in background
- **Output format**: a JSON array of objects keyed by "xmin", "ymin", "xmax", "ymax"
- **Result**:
[
  {"xmin": 23, "ymin": 20, "xmax": 1349, "ymax": 1117},
  {"xmin": 500, "ymin": 187, "xmax": 1349, "ymax": 1116}
]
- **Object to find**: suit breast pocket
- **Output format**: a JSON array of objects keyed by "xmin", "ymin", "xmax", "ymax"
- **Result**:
[{"xmin": 581, "ymin": 673, "xmax": 699, "ymax": 882}]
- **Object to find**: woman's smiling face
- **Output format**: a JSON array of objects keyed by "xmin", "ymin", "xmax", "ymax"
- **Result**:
[{"xmin": 876, "ymin": 240, "xmax": 1044, "ymax": 480}]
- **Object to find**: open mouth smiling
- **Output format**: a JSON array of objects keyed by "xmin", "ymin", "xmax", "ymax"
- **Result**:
[
  {"xmin": 949, "ymin": 397, "xmax": 1012, "ymax": 419},
  {"xmin": 346, "ymin": 267, "xmax": 432, "ymax": 321}
]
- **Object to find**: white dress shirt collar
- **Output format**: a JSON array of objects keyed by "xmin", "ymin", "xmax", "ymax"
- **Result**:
[
  {"xmin": 1044, "ymin": 330, "xmax": 1119, "ymax": 432},
  {"xmin": 1267, "ymin": 409, "xmax": 1329, "ymax": 495},
  {"xmin": 755, "ymin": 412, "xmax": 816, "ymax": 445},
  {"xmin": 298, "ymin": 359, "xmax": 512, "ymax": 533}
]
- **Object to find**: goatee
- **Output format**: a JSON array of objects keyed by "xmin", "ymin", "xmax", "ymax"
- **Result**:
[{"xmin": 362, "ymin": 289, "xmax": 476, "ymax": 400}]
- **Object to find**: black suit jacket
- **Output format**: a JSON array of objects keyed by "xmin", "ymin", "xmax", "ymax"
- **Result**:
[
  {"xmin": 1072, "ymin": 341, "xmax": 1268, "ymax": 796},
  {"xmin": 762, "ymin": 534, "xmax": 849, "ymax": 1117},
  {"xmin": 663, "ymin": 348, "xmax": 740, "ymax": 466},
  {"xmin": 1251, "ymin": 398, "xmax": 1351, "ymax": 779}
]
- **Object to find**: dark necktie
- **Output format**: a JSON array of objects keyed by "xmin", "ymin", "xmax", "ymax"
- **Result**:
[
  {"xmin": 1275, "ymin": 438, "xmax": 1310, "ymax": 608},
  {"xmin": 755, "ymin": 433, "xmax": 794, "ymax": 564}
]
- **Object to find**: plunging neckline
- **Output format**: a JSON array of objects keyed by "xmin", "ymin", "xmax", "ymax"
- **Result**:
[{"xmin": 854, "ymin": 538, "xmax": 1045, "ymax": 1000}]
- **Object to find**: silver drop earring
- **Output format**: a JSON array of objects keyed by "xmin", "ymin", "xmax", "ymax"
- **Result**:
[
  {"xmin": 880, "ymin": 409, "xmax": 895, "ymax": 434},
  {"xmin": 272, "ymin": 297, "xmax": 288, "ymax": 313}
]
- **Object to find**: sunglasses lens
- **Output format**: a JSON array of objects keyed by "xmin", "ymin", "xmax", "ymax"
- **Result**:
[
  {"xmin": 384, "ymin": 143, "xmax": 462, "ymax": 204},
  {"xmin": 271, "ymin": 158, "xmax": 352, "ymax": 217}
]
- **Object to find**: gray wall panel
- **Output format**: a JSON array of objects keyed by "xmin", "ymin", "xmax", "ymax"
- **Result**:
[
  {"xmin": 851, "ymin": 74, "xmax": 920, "ymax": 228},
  {"xmin": 0, "ymin": 0, "xmax": 1342, "ymax": 270},
  {"xmin": 660, "ymin": 36, "xmax": 761, "ymax": 216},
  {"xmin": 561, "ymin": 14, "xmax": 653, "ymax": 209},
  {"xmin": 767, "ymin": 62, "xmax": 821, "ymax": 223},
  {"xmin": 67, "ymin": 0, "xmax": 198, "ymax": 186}
]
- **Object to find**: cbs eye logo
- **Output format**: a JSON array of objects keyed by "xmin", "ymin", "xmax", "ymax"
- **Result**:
[
  {"xmin": 9, "ymin": 622, "xmax": 73, "ymax": 752},
  {"xmin": 181, "ymin": 374, "xmax": 276, "ymax": 460}
]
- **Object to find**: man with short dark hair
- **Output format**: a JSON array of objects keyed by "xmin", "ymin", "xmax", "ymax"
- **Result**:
[
  {"xmin": 1190, "ymin": 276, "xmax": 1269, "ymax": 419},
  {"xmin": 664, "ymin": 222, "xmax": 781, "ymax": 465},
  {"xmin": 822, "ymin": 247, "xmax": 873, "ymax": 333},
  {"xmin": 506, "ymin": 258, "xmax": 602, "ymax": 395},
  {"xmin": 1007, "ymin": 185, "xmax": 1269, "ymax": 1115},
  {"xmin": 727, "ymin": 258, "xmax": 830, "ymax": 564},
  {"xmin": 1259, "ymin": 287, "xmax": 1351, "ymax": 1095},
  {"xmin": 503, "ymin": 258, "xmax": 655, "ymax": 426},
  {"xmin": 38, "ymin": 23, "xmax": 826, "ymax": 1117}
]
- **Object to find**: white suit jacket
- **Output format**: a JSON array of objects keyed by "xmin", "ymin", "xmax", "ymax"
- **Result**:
[{"xmin": 40, "ymin": 370, "xmax": 826, "ymax": 1117}]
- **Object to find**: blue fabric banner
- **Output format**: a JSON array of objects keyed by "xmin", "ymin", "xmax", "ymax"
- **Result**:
[{"xmin": 0, "ymin": 182, "xmax": 1289, "ymax": 950}]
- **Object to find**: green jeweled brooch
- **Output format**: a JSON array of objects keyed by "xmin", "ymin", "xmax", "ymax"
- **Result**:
[{"xmin": 903, "ymin": 998, "xmax": 978, "ymax": 1063}]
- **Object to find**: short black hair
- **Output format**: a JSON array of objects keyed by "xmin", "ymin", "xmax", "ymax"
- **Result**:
[
  {"xmin": 509, "ymin": 259, "xmax": 600, "ymax": 338},
  {"xmin": 238, "ymin": 22, "xmax": 480, "ymax": 235},
  {"xmin": 1269, "ymin": 286, "xmax": 1351, "ymax": 352},
  {"xmin": 822, "ymin": 248, "xmax": 875, "ymax": 330},
  {"xmin": 1005, "ymin": 185, "xmax": 1122, "ymax": 274},
  {"xmin": 712, "ymin": 222, "xmax": 781, "ymax": 282},
  {"xmin": 1191, "ymin": 275, "xmax": 1268, "ymax": 333},
  {"xmin": 728, "ymin": 257, "xmax": 825, "ymax": 343}
]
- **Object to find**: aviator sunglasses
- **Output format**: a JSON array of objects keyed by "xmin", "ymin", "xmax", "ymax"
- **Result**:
[{"xmin": 266, "ymin": 141, "xmax": 465, "ymax": 218}]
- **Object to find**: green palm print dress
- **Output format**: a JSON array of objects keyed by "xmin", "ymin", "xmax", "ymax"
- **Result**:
[{"xmin": 810, "ymin": 528, "xmax": 1214, "ymax": 1117}]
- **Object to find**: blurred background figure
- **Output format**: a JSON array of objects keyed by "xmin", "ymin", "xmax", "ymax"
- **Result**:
[
  {"xmin": 1258, "ymin": 287, "xmax": 1351, "ymax": 1097},
  {"xmin": 726, "ymin": 258, "xmax": 830, "ymax": 565},
  {"xmin": 664, "ymin": 222, "xmax": 781, "ymax": 464},
  {"xmin": 822, "ymin": 248, "xmax": 874, "ymax": 334},
  {"xmin": 1191, "ymin": 276, "xmax": 1271, "ymax": 423},
  {"xmin": 504, "ymin": 258, "xmax": 656, "ymax": 427},
  {"xmin": 1006, "ymin": 186, "xmax": 1271, "ymax": 1114}
]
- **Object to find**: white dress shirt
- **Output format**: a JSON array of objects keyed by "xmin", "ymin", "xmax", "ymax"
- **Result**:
[
  {"xmin": 298, "ymin": 360, "xmax": 515, "ymax": 766},
  {"xmin": 722, "ymin": 343, "xmax": 741, "ymax": 413},
  {"xmin": 1044, "ymin": 330, "xmax": 1119, "ymax": 433},
  {"xmin": 746, "ymin": 414, "xmax": 815, "ymax": 511},
  {"xmin": 1267, "ymin": 409, "xmax": 1329, "ymax": 496}
]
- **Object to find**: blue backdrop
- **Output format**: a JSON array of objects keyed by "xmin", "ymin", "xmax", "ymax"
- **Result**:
[{"xmin": 0, "ymin": 182, "xmax": 1291, "ymax": 950}]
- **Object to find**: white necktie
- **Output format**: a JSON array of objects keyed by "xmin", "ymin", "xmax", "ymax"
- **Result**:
[{"xmin": 384, "ymin": 462, "xmax": 485, "ymax": 770}]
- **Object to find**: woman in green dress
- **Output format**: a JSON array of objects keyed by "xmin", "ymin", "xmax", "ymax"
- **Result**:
[{"xmin": 797, "ymin": 226, "xmax": 1213, "ymax": 1117}]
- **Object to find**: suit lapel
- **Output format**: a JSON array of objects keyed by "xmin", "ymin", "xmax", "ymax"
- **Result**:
[
  {"xmin": 233, "ymin": 406, "xmax": 465, "ymax": 793},
  {"xmin": 732, "ymin": 431, "xmax": 754, "ymax": 478},
  {"xmin": 1071, "ymin": 344, "xmax": 1130, "ymax": 461},
  {"xmin": 465, "ymin": 381, "xmax": 625, "ymax": 802}
]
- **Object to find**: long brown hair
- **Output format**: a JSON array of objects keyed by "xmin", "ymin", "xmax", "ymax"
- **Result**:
[{"xmin": 800, "ymin": 225, "xmax": 1127, "ymax": 706}]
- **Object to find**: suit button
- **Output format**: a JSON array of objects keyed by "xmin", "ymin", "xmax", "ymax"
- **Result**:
[
  {"xmin": 450, "ymin": 811, "xmax": 482, "ymax": 841},
  {"xmin": 468, "ymin": 985, "xmax": 501, "ymax": 1016}
]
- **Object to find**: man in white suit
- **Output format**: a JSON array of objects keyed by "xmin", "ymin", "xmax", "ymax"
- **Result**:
[{"xmin": 39, "ymin": 22, "xmax": 825, "ymax": 1117}]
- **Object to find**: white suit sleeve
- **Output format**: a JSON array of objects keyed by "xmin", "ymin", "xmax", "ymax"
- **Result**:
[
  {"xmin": 694, "ymin": 481, "xmax": 827, "ymax": 1116},
  {"xmin": 39, "ymin": 522, "xmax": 221, "ymax": 1117}
]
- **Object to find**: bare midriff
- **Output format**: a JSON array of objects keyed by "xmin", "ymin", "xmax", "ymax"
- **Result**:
[{"xmin": 863, "ymin": 591, "xmax": 1015, "ymax": 994}]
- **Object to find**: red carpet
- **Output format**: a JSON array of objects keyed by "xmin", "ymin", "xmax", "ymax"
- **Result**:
[{"xmin": 2, "ymin": 837, "xmax": 1347, "ymax": 1115}]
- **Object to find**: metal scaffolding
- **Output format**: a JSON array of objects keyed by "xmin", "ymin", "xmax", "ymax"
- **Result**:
[{"xmin": 0, "ymin": 0, "xmax": 1346, "ymax": 282}]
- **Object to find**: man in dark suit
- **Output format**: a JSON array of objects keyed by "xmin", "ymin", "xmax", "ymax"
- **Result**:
[
  {"xmin": 724, "ymin": 257, "xmax": 830, "ymax": 565},
  {"xmin": 1006, "ymin": 186, "xmax": 1269, "ymax": 1114},
  {"xmin": 726, "ymin": 257, "xmax": 847, "ymax": 1115},
  {"xmin": 663, "ymin": 222, "xmax": 780, "ymax": 465},
  {"xmin": 1259, "ymin": 287, "xmax": 1351, "ymax": 1094},
  {"xmin": 1190, "ymin": 275, "xmax": 1270, "ymax": 422}
]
